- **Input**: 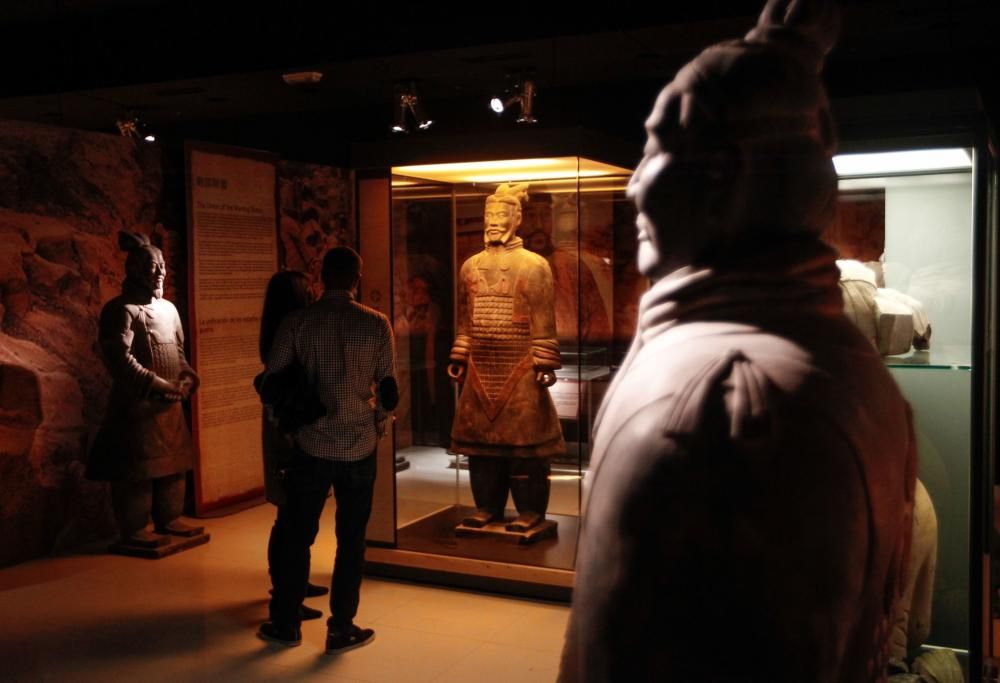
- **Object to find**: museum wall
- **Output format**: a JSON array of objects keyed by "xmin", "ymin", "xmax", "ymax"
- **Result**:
[{"xmin": 0, "ymin": 120, "xmax": 354, "ymax": 568}]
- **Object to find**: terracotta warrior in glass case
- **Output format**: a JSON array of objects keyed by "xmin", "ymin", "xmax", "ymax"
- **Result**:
[{"xmin": 448, "ymin": 183, "xmax": 564, "ymax": 538}]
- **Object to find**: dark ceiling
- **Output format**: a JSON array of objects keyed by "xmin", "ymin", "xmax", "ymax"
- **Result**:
[{"xmin": 1, "ymin": 1, "xmax": 998, "ymax": 164}]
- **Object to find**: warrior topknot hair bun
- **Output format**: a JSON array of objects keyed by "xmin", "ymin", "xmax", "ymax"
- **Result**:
[{"xmin": 117, "ymin": 231, "xmax": 152, "ymax": 253}]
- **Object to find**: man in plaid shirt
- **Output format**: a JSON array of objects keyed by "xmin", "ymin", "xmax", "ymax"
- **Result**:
[{"xmin": 258, "ymin": 246, "xmax": 395, "ymax": 654}]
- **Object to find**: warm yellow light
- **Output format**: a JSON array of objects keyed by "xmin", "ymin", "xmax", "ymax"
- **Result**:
[
  {"xmin": 393, "ymin": 157, "xmax": 631, "ymax": 185},
  {"xmin": 460, "ymin": 169, "xmax": 610, "ymax": 183},
  {"xmin": 396, "ymin": 158, "xmax": 562, "ymax": 175},
  {"xmin": 392, "ymin": 175, "xmax": 629, "ymax": 194}
]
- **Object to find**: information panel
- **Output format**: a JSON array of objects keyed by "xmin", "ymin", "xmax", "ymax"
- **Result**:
[{"xmin": 187, "ymin": 142, "xmax": 278, "ymax": 514}]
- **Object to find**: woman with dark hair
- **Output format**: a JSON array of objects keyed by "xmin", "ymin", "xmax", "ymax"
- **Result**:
[
  {"xmin": 258, "ymin": 270, "xmax": 327, "ymax": 620},
  {"xmin": 260, "ymin": 271, "xmax": 311, "ymax": 367}
]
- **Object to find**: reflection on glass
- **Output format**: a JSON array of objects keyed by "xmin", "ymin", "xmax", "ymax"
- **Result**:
[{"xmin": 829, "ymin": 149, "xmax": 973, "ymax": 656}]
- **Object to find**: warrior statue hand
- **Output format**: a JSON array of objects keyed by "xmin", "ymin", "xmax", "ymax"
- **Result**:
[
  {"xmin": 150, "ymin": 376, "xmax": 183, "ymax": 401},
  {"xmin": 178, "ymin": 375, "xmax": 196, "ymax": 400},
  {"xmin": 447, "ymin": 363, "xmax": 466, "ymax": 383},
  {"xmin": 536, "ymin": 369, "xmax": 557, "ymax": 387}
]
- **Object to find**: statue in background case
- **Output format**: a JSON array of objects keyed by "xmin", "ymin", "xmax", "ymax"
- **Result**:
[
  {"xmin": 448, "ymin": 183, "xmax": 564, "ymax": 542},
  {"xmin": 837, "ymin": 258, "xmax": 932, "ymax": 356}
]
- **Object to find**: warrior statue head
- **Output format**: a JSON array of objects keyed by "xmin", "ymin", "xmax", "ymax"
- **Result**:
[
  {"xmin": 628, "ymin": 0, "xmax": 840, "ymax": 280},
  {"xmin": 484, "ymin": 182, "xmax": 529, "ymax": 246},
  {"xmin": 119, "ymin": 231, "xmax": 166, "ymax": 300}
]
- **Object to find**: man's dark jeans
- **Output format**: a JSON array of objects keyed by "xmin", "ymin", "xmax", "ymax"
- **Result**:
[{"xmin": 268, "ymin": 448, "xmax": 376, "ymax": 629}]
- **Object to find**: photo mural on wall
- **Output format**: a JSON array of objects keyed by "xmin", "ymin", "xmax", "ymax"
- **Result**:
[{"xmin": 277, "ymin": 161, "xmax": 355, "ymax": 297}]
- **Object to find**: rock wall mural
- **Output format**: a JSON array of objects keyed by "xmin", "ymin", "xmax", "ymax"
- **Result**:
[
  {"xmin": 0, "ymin": 121, "xmax": 356, "ymax": 568},
  {"xmin": 0, "ymin": 120, "xmax": 180, "ymax": 567}
]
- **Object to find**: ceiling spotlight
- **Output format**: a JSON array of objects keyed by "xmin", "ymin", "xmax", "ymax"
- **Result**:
[
  {"xmin": 490, "ymin": 79, "xmax": 537, "ymax": 124},
  {"xmin": 391, "ymin": 82, "xmax": 433, "ymax": 134},
  {"xmin": 116, "ymin": 114, "xmax": 156, "ymax": 143}
]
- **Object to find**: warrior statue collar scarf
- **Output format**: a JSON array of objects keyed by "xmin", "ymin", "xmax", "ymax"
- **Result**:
[
  {"xmin": 483, "ymin": 236, "xmax": 524, "ymax": 253},
  {"xmin": 636, "ymin": 236, "xmax": 842, "ymax": 343},
  {"xmin": 597, "ymin": 236, "xmax": 843, "ymax": 435}
]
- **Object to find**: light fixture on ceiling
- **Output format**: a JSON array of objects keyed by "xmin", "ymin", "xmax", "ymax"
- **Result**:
[
  {"xmin": 281, "ymin": 71, "xmax": 324, "ymax": 87},
  {"xmin": 116, "ymin": 113, "xmax": 156, "ymax": 143},
  {"xmin": 392, "ymin": 157, "xmax": 631, "ymax": 184},
  {"xmin": 391, "ymin": 82, "xmax": 433, "ymax": 134},
  {"xmin": 490, "ymin": 78, "xmax": 537, "ymax": 124}
]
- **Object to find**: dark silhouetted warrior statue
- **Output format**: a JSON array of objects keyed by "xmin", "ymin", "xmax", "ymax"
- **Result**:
[{"xmin": 560, "ymin": 1, "xmax": 917, "ymax": 681}]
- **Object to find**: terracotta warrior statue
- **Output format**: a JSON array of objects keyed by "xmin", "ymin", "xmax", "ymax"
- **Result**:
[
  {"xmin": 87, "ymin": 231, "xmax": 204, "ymax": 549},
  {"xmin": 560, "ymin": 1, "xmax": 917, "ymax": 681},
  {"xmin": 889, "ymin": 479, "xmax": 938, "ymax": 668},
  {"xmin": 448, "ymin": 183, "xmax": 565, "ymax": 532},
  {"xmin": 836, "ymin": 272, "xmax": 940, "ymax": 673}
]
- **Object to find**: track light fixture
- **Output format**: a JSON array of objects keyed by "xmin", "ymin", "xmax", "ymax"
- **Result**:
[
  {"xmin": 391, "ymin": 82, "xmax": 433, "ymax": 134},
  {"xmin": 281, "ymin": 70, "xmax": 324, "ymax": 87},
  {"xmin": 490, "ymin": 79, "xmax": 537, "ymax": 124},
  {"xmin": 116, "ymin": 113, "xmax": 156, "ymax": 143}
]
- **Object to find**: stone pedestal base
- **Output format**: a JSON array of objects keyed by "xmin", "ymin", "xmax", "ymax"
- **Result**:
[
  {"xmin": 455, "ymin": 519, "xmax": 557, "ymax": 545},
  {"xmin": 109, "ymin": 532, "xmax": 210, "ymax": 559}
]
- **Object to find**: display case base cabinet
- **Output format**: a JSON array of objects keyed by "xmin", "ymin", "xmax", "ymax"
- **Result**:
[{"xmin": 364, "ymin": 547, "xmax": 573, "ymax": 602}]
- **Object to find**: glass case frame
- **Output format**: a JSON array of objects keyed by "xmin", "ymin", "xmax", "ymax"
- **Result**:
[
  {"xmin": 374, "ymin": 156, "xmax": 634, "ymax": 598},
  {"xmin": 355, "ymin": 129, "xmax": 638, "ymax": 599},
  {"xmin": 831, "ymin": 89, "xmax": 997, "ymax": 678}
]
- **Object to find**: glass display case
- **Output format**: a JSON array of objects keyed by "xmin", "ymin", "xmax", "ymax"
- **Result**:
[
  {"xmin": 827, "ymin": 138, "xmax": 995, "ymax": 676},
  {"xmin": 363, "ymin": 153, "xmax": 636, "ymax": 596},
  {"xmin": 826, "ymin": 91, "xmax": 997, "ymax": 680},
  {"xmin": 356, "ymin": 108, "xmax": 997, "ymax": 679}
]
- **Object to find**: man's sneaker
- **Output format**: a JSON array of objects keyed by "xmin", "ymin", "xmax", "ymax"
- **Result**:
[
  {"xmin": 325, "ymin": 624, "xmax": 375, "ymax": 654},
  {"xmin": 257, "ymin": 621, "xmax": 302, "ymax": 647}
]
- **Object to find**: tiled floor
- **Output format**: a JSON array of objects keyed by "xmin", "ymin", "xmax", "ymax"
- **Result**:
[{"xmin": 0, "ymin": 502, "xmax": 569, "ymax": 682}]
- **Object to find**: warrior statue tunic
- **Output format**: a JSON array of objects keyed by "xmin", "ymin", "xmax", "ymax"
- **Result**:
[{"xmin": 449, "ymin": 237, "xmax": 564, "ymax": 458}]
